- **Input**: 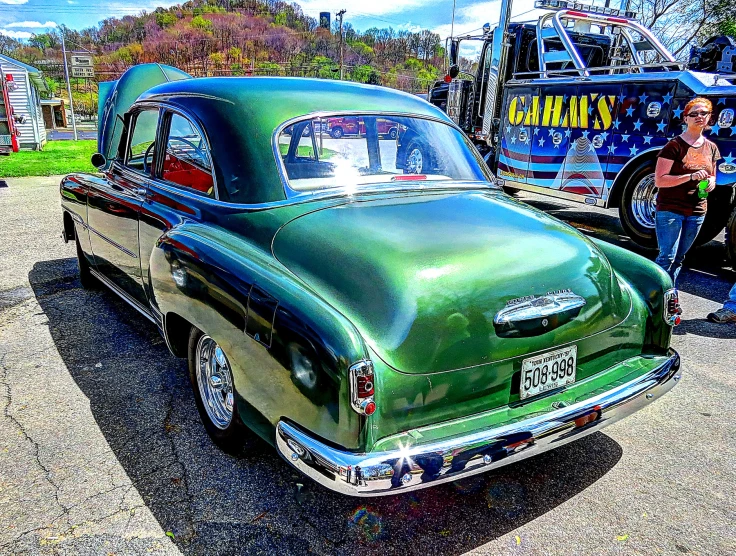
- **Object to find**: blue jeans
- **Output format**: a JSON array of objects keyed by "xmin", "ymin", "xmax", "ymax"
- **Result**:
[
  {"xmin": 654, "ymin": 211, "xmax": 705, "ymax": 285},
  {"xmin": 724, "ymin": 283, "xmax": 736, "ymax": 312}
]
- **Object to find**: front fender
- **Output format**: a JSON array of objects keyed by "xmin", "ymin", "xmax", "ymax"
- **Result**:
[
  {"xmin": 592, "ymin": 238, "xmax": 672, "ymax": 351},
  {"xmin": 149, "ymin": 223, "xmax": 370, "ymax": 450}
]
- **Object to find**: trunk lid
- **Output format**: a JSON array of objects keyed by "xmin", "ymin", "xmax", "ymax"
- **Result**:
[{"xmin": 272, "ymin": 190, "xmax": 630, "ymax": 374}]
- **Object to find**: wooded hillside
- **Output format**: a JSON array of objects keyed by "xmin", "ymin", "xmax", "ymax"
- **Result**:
[{"xmin": 0, "ymin": 0, "xmax": 446, "ymax": 117}]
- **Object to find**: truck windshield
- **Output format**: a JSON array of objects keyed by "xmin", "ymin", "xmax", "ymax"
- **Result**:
[{"xmin": 276, "ymin": 114, "xmax": 493, "ymax": 196}]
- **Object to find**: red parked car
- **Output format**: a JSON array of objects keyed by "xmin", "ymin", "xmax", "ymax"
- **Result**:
[{"xmin": 327, "ymin": 117, "xmax": 398, "ymax": 139}]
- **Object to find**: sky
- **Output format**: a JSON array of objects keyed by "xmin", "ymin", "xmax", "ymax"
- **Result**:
[{"xmin": 0, "ymin": 0, "xmax": 545, "ymax": 48}]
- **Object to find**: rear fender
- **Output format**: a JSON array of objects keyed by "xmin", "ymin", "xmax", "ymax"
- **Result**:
[
  {"xmin": 591, "ymin": 238, "xmax": 672, "ymax": 350},
  {"xmin": 150, "ymin": 224, "xmax": 369, "ymax": 450}
]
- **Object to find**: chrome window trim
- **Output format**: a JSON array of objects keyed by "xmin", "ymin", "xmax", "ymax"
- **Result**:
[
  {"xmin": 159, "ymin": 106, "xmax": 219, "ymax": 201},
  {"xmin": 270, "ymin": 110, "xmax": 496, "ymax": 199},
  {"xmin": 117, "ymin": 101, "xmax": 220, "ymax": 201},
  {"xmin": 122, "ymin": 106, "xmax": 164, "ymax": 177}
]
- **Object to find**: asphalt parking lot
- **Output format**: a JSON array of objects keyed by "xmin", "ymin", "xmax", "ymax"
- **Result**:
[{"xmin": 0, "ymin": 177, "xmax": 734, "ymax": 555}]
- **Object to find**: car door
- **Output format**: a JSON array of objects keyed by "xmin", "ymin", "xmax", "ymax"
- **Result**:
[
  {"xmin": 87, "ymin": 107, "xmax": 161, "ymax": 307},
  {"xmin": 138, "ymin": 109, "xmax": 217, "ymax": 311}
]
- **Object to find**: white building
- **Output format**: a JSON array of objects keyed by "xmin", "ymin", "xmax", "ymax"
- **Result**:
[{"xmin": 0, "ymin": 54, "xmax": 48, "ymax": 150}]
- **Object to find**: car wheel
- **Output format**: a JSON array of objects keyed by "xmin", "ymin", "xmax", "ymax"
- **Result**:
[
  {"xmin": 618, "ymin": 160, "xmax": 658, "ymax": 248},
  {"xmin": 389, "ymin": 127, "xmax": 398, "ymax": 140},
  {"xmin": 330, "ymin": 127, "xmax": 343, "ymax": 139},
  {"xmin": 188, "ymin": 327, "xmax": 245, "ymax": 453},
  {"xmin": 76, "ymin": 236, "xmax": 96, "ymax": 289},
  {"xmin": 404, "ymin": 139, "xmax": 431, "ymax": 174}
]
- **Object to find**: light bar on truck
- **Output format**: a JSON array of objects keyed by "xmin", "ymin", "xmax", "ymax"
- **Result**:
[{"xmin": 534, "ymin": 0, "xmax": 638, "ymax": 19}]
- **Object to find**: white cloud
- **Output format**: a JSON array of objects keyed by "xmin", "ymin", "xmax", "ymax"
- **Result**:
[
  {"xmin": 0, "ymin": 29, "xmax": 33, "ymax": 39},
  {"xmin": 433, "ymin": 0, "xmax": 544, "ymax": 39},
  {"xmin": 292, "ymin": 0, "xmax": 425, "ymax": 19},
  {"xmin": 397, "ymin": 22, "xmax": 421, "ymax": 33},
  {"xmin": 67, "ymin": 0, "xmax": 78, "ymax": 3},
  {"xmin": 0, "ymin": 0, "xmax": 29, "ymax": 4},
  {"xmin": 6, "ymin": 20, "xmax": 57, "ymax": 28}
]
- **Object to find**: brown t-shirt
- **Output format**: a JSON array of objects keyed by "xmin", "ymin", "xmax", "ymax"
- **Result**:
[{"xmin": 657, "ymin": 136, "xmax": 720, "ymax": 216}]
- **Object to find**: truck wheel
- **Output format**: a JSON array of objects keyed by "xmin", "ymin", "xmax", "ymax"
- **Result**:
[
  {"xmin": 330, "ymin": 127, "xmax": 343, "ymax": 139},
  {"xmin": 696, "ymin": 185, "xmax": 734, "ymax": 246},
  {"xmin": 76, "ymin": 236, "xmax": 96, "ymax": 289},
  {"xmin": 726, "ymin": 207, "xmax": 736, "ymax": 269},
  {"xmin": 188, "ymin": 327, "xmax": 245, "ymax": 454},
  {"xmin": 618, "ymin": 160, "xmax": 658, "ymax": 248},
  {"xmin": 389, "ymin": 127, "xmax": 398, "ymax": 139},
  {"xmin": 404, "ymin": 139, "xmax": 432, "ymax": 174}
]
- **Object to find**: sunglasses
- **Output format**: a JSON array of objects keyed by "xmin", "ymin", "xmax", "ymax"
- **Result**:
[{"xmin": 686, "ymin": 111, "xmax": 711, "ymax": 118}]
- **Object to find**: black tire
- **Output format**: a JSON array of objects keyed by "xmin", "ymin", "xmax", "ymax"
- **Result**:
[
  {"xmin": 502, "ymin": 186, "xmax": 521, "ymax": 195},
  {"xmin": 697, "ymin": 185, "xmax": 735, "ymax": 246},
  {"xmin": 187, "ymin": 326, "xmax": 245, "ymax": 454},
  {"xmin": 403, "ymin": 138, "xmax": 433, "ymax": 174},
  {"xmin": 330, "ymin": 127, "xmax": 343, "ymax": 139},
  {"xmin": 618, "ymin": 159, "xmax": 658, "ymax": 248},
  {"xmin": 76, "ymin": 236, "xmax": 96, "ymax": 289},
  {"xmin": 389, "ymin": 127, "xmax": 398, "ymax": 140},
  {"xmin": 726, "ymin": 207, "xmax": 736, "ymax": 269}
]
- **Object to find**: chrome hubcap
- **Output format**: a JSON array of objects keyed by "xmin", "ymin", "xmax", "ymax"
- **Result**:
[
  {"xmin": 631, "ymin": 173, "xmax": 657, "ymax": 230},
  {"xmin": 407, "ymin": 148, "xmax": 423, "ymax": 173},
  {"xmin": 196, "ymin": 335, "xmax": 234, "ymax": 429}
]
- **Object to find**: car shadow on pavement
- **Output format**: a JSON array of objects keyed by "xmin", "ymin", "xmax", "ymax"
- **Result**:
[{"xmin": 30, "ymin": 257, "xmax": 624, "ymax": 556}]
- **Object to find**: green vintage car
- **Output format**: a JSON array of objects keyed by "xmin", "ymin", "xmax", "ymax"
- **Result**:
[{"xmin": 60, "ymin": 64, "xmax": 682, "ymax": 496}]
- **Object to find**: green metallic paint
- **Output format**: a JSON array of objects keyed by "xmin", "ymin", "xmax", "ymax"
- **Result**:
[{"xmin": 62, "ymin": 69, "xmax": 675, "ymax": 460}]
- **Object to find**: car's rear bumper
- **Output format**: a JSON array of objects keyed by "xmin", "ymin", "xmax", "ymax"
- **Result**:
[{"xmin": 276, "ymin": 349, "xmax": 681, "ymax": 496}]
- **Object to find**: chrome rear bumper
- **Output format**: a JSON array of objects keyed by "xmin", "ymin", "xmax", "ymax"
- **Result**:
[{"xmin": 276, "ymin": 350, "xmax": 681, "ymax": 496}]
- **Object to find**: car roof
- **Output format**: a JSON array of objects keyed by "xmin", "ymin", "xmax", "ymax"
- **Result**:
[{"xmin": 137, "ymin": 77, "xmax": 449, "ymax": 204}]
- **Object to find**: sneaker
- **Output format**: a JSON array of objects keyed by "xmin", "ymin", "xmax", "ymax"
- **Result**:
[{"xmin": 706, "ymin": 308, "xmax": 736, "ymax": 323}]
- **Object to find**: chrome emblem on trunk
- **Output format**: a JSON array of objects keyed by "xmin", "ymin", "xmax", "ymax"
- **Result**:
[{"xmin": 494, "ymin": 290, "xmax": 586, "ymax": 338}]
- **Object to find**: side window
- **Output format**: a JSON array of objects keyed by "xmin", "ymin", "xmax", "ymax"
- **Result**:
[
  {"xmin": 126, "ymin": 109, "xmax": 160, "ymax": 174},
  {"xmin": 162, "ymin": 113, "xmax": 215, "ymax": 197}
]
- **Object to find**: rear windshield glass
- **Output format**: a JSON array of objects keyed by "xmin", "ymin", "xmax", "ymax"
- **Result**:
[{"xmin": 276, "ymin": 114, "xmax": 492, "ymax": 196}]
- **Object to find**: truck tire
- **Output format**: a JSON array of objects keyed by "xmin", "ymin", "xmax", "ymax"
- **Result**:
[
  {"xmin": 618, "ymin": 159, "xmax": 730, "ymax": 248},
  {"xmin": 726, "ymin": 207, "xmax": 736, "ymax": 269},
  {"xmin": 330, "ymin": 127, "xmax": 343, "ymax": 139},
  {"xmin": 403, "ymin": 138, "xmax": 432, "ymax": 174},
  {"xmin": 618, "ymin": 159, "xmax": 658, "ymax": 248}
]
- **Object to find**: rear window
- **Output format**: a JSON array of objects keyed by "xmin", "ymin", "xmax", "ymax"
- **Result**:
[{"xmin": 276, "ymin": 114, "xmax": 492, "ymax": 196}]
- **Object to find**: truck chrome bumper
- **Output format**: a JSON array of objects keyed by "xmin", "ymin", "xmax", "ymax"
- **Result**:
[{"xmin": 276, "ymin": 350, "xmax": 681, "ymax": 496}]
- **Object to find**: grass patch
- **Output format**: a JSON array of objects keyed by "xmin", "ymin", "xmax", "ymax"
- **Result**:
[
  {"xmin": 0, "ymin": 140, "xmax": 97, "ymax": 177},
  {"xmin": 278, "ymin": 143, "xmax": 337, "ymax": 159}
]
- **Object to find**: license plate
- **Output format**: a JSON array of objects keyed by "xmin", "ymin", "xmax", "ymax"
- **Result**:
[{"xmin": 520, "ymin": 345, "xmax": 577, "ymax": 400}]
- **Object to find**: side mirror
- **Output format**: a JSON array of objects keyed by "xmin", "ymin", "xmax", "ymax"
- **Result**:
[
  {"xmin": 449, "ymin": 65, "xmax": 460, "ymax": 79},
  {"xmin": 91, "ymin": 152, "xmax": 106, "ymax": 168},
  {"xmin": 450, "ymin": 40, "xmax": 459, "ymax": 66}
]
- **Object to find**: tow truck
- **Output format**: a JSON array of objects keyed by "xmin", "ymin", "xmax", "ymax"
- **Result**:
[{"xmin": 430, "ymin": 0, "xmax": 736, "ymax": 258}]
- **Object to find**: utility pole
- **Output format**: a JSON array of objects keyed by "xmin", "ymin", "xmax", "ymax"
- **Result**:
[
  {"xmin": 336, "ymin": 9, "xmax": 346, "ymax": 80},
  {"xmin": 60, "ymin": 32, "xmax": 78, "ymax": 141}
]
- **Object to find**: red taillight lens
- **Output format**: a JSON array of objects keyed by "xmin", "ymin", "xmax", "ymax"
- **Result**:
[
  {"xmin": 350, "ymin": 360, "xmax": 376, "ymax": 416},
  {"xmin": 663, "ymin": 288, "xmax": 681, "ymax": 326}
]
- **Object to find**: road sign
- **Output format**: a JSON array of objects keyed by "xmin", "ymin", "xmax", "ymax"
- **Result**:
[
  {"xmin": 71, "ymin": 66, "xmax": 94, "ymax": 78},
  {"xmin": 70, "ymin": 54, "xmax": 93, "ymax": 67}
]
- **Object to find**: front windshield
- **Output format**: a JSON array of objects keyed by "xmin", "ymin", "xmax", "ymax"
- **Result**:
[{"xmin": 276, "ymin": 114, "xmax": 492, "ymax": 196}]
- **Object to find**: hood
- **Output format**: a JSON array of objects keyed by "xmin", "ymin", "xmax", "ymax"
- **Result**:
[{"xmin": 272, "ymin": 190, "xmax": 629, "ymax": 374}]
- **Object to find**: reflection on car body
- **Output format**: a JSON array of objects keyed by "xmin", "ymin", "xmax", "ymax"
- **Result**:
[{"xmin": 60, "ymin": 63, "xmax": 681, "ymax": 497}]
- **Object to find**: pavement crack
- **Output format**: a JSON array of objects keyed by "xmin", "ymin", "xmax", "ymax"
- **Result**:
[{"xmin": 0, "ymin": 353, "xmax": 72, "ymax": 527}]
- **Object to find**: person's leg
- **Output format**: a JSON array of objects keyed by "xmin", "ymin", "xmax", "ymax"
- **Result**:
[
  {"xmin": 654, "ymin": 211, "xmax": 683, "ymax": 282},
  {"xmin": 707, "ymin": 282, "xmax": 736, "ymax": 323},
  {"xmin": 670, "ymin": 215, "xmax": 705, "ymax": 284}
]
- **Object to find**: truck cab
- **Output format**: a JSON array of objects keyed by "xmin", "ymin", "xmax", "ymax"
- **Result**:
[{"xmin": 435, "ymin": 0, "xmax": 736, "ymax": 252}]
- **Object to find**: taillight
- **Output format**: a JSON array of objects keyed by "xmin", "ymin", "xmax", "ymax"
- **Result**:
[
  {"xmin": 349, "ymin": 360, "xmax": 376, "ymax": 416},
  {"xmin": 663, "ymin": 288, "xmax": 681, "ymax": 326}
]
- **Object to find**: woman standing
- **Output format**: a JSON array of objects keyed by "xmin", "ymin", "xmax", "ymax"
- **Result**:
[{"xmin": 654, "ymin": 97, "xmax": 720, "ymax": 286}]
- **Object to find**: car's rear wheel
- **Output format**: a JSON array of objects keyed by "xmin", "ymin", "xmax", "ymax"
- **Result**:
[
  {"xmin": 330, "ymin": 127, "xmax": 343, "ymax": 139},
  {"xmin": 188, "ymin": 327, "xmax": 245, "ymax": 453},
  {"xmin": 76, "ymin": 236, "xmax": 96, "ymax": 289}
]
